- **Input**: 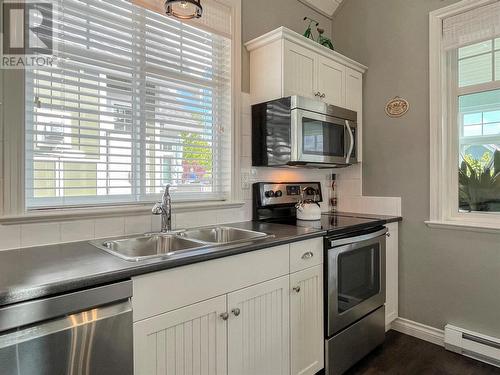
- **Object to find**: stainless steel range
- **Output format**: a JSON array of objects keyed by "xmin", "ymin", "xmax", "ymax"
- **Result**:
[
  {"xmin": 325, "ymin": 227, "xmax": 387, "ymax": 375},
  {"xmin": 253, "ymin": 182, "xmax": 387, "ymax": 375}
]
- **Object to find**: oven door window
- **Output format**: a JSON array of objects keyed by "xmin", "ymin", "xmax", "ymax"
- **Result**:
[
  {"xmin": 337, "ymin": 244, "xmax": 380, "ymax": 313},
  {"xmin": 302, "ymin": 118, "xmax": 345, "ymax": 157}
]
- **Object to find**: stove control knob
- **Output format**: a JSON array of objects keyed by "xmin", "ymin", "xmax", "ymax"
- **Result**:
[
  {"xmin": 275, "ymin": 190, "xmax": 283, "ymax": 197},
  {"xmin": 265, "ymin": 190, "xmax": 275, "ymax": 198}
]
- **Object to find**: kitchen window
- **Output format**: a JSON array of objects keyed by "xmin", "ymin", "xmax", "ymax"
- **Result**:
[
  {"xmin": 429, "ymin": 0, "xmax": 500, "ymax": 231},
  {"xmin": 20, "ymin": 0, "xmax": 237, "ymax": 211}
]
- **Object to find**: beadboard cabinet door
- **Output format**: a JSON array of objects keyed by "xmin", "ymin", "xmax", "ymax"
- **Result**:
[
  {"xmin": 227, "ymin": 275, "xmax": 290, "ymax": 375},
  {"xmin": 283, "ymin": 40, "xmax": 317, "ymax": 100},
  {"xmin": 290, "ymin": 266, "xmax": 324, "ymax": 375},
  {"xmin": 317, "ymin": 56, "xmax": 346, "ymax": 107},
  {"xmin": 134, "ymin": 295, "xmax": 227, "ymax": 375}
]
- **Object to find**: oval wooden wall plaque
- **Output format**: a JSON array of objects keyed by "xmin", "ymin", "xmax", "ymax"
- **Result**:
[{"xmin": 385, "ymin": 97, "xmax": 409, "ymax": 118}]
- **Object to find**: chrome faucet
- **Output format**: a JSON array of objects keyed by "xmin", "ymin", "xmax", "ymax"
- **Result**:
[{"xmin": 152, "ymin": 184, "xmax": 172, "ymax": 233}]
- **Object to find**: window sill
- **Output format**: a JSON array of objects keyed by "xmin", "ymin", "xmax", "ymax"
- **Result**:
[
  {"xmin": 0, "ymin": 201, "xmax": 246, "ymax": 225},
  {"xmin": 425, "ymin": 220, "xmax": 500, "ymax": 234}
]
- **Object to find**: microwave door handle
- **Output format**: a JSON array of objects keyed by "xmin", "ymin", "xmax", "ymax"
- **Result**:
[{"xmin": 345, "ymin": 120, "xmax": 354, "ymax": 164}]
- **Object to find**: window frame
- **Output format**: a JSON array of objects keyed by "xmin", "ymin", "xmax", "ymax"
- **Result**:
[
  {"xmin": 428, "ymin": 0, "xmax": 500, "ymax": 232},
  {"xmin": 0, "ymin": 0, "xmax": 242, "ymax": 221}
]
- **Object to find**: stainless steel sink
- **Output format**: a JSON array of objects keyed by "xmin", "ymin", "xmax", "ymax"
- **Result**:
[
  {"xmin": 91, "ymin": 234, "xmax": 207, "ymax": 262},
  {"xmin": 91, "ymin": 226, "xmax": 274, "ymax": 262},
  {"xmin": 179, "ymin": 226, "xmax": 272, "ymax": 244}
]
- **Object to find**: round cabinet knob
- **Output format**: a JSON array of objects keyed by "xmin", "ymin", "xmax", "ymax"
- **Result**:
[
  {"xmin": 265, "ymin": 190, "xmax": 275, "ymax": 198},
  {"xmin": 232, "ymin": 308, "xmax": 241, "ymax": 317},
  {"xmin": 220, "ymin": 312, "xmax": 229, "ymax": 321},
  {"xmin": 275, "ymin": 190, "xmax": 283, "ymax": 197},
  {"xmin": 293, "ymin": 286, "xmax": 301, "ymax": 293},
  {"xmin": 386, "ymin": 232, "xmax": 391, "ymax": 238}
]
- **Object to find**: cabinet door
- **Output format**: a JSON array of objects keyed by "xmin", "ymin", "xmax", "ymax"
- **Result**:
[
  {"xmin": 316, "ymin": 56, "xmax": 345, "ymax": 107},
  {"xmin": 345, "ymin": 67, "xmax": 363, "ymax": 161},
  {"xmin": 134, "ymin": 295, "xmax": 227, "ymax": 375},
  {"xmin": 290, "ymin": 266, "xmax": 324, "ymax": 375},
  {"xmin": 283, "ymin": 40, "xmax": 317, "ymax": 99},
  {"xmin": 385, "ymin": 222, "xmax": 399, "ymax": 327},
  {"xmin": 227, "ymin": 276, "xmax": 290, "ymax": 375}
]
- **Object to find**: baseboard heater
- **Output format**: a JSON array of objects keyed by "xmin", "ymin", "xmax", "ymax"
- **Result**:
[{"xmin": 444, "ymin": 324, "xmax": 500, "ymax": 367}]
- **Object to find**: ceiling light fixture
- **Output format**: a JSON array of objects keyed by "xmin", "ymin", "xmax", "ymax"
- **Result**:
[{"xmin": 165, "ymin": 0, "xmax": 202, "ymax": 19}]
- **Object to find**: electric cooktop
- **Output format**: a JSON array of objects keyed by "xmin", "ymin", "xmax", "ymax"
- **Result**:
[
  {"xmin": 252, "ymin": 182, "xmax": 386, "ymax": 235},
  {"xmin": 263, "ymin": 213, "xmax": 385, "ymax": 234}
]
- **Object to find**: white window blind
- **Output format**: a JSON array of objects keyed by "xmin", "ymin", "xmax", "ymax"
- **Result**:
[
  {"xmin": 443, "ymin": 1, "xmax": 500, "ymax": 50},
  {"xmin": 25, "ymin": 0, "xmax": 232, "ymax": 210}
]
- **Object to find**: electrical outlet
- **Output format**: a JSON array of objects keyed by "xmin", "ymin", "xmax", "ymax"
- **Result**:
[{"xmin": 241, "ymin": 171, "xmax": 251, "ymax": 190}]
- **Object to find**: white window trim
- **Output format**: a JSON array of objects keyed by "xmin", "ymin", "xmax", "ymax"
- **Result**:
[
  {"xmin": 427, "ymin": 0, "xmax": 500, "ymax": 233},
  {"xmin": 1, "ymin": 0, "xmax": 242, "ymax": 223}
]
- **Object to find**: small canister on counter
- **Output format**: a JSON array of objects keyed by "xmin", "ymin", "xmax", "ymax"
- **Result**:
[{"xmin": 329, "ymin": 173, "xmax": 338, "ymax": 213}]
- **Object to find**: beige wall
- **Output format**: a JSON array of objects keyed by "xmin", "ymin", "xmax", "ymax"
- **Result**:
[
  {"xmin": 241, "ymin": 0, "xmax": 332, "ymax": 92},
  {"xmin": 333, "ymin": 0, "xmax": 500, "ymax": 337}
]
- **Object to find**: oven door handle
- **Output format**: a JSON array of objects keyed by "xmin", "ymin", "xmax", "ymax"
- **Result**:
[
  {"xmin": 345, "ymin": 120, "xmax": 354, "ymax": 165},
  {"xmin": 329, "ymin": 227, "xmax": 388, "ymax": 248}
]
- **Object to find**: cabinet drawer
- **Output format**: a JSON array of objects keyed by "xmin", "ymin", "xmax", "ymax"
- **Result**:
[
  {"xmin": 290, "ymin": 238, "xmax": 323, "ymax": 273},
  {"xmin": 133, "ymin": 244, "xmax": 289, "ymax": 322}
]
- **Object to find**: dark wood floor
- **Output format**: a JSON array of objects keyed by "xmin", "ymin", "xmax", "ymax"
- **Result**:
[{"xmin": 344, "ymin": 330, "xmax": 500, "ymax": 375}]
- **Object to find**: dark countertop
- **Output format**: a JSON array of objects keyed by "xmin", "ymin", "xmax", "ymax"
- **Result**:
[
  {"xmin": 0, "ymin": 221, "xmax": 325, "ymax": 307},
  {"xmin": 0, "ymin": 214, "xmax": 400, "ymax": 308}
]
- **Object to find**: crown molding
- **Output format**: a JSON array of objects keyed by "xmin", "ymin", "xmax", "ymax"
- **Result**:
[{"xmin": 244, "ymin": 26, "xmax": 367, "ymax": 73}]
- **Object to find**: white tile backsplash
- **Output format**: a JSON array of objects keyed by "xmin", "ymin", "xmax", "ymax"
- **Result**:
[
  {"xmin": 21, "ymin": 222, "xmax": 61, "ymax": 248},
  {"xmin": 61, "ymin": 220, "xmax": 95, "ymax": 243},
  {"xmin": 338, "ymin": 196, "xmax": 402, "ymax": 216},
  {"xmin": 0, "ymin": 224, "xmax": 21, "ymax": 251},
  {"xmin": 151, "ymin": 214, "xmax": 162, "ymax": 232},
  {"xmin": 241, "ymin": 135, "xmax": 251, "ymax": 157},
  {"xmin": 0, "ymin": 93, "xmax": 400, "ymax": 252},
  {"xmin": 241, "ymin": 113, "xmax": 251, "ymax": 136},
  {"xmin": 175, "ymin": 210, "xmax": 218, "ymax": 229},
  {"xmin": 94, "ymin": 217, "xmax": 125, "ymax": 239},
  {"xmin": 239, "ymin": 92, "xmax": 400, "ymax": 219},
  {"xmin": 125, "ymin": 215, "xmax": 152, "ymax": 235}
]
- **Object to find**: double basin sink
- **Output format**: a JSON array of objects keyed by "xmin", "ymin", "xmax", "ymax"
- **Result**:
[{"xmin": 91, "ymin": 226, "xmax": 274, "ymax": 262}]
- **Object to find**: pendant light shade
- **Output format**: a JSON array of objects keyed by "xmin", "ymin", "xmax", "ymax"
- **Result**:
[{"xmin": 165, "ymin": 0, "xmax": 202, "ymax": 19}]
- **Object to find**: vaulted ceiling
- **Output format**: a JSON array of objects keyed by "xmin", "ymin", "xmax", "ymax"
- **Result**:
[{"xmin": 298, "ymin": 0, "xmax": 345, "ymax": 19}]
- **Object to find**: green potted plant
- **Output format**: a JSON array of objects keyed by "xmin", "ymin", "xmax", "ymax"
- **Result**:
[{"xmin": 459, "ymin": 150, "xmax": 500, "ymax": 212}]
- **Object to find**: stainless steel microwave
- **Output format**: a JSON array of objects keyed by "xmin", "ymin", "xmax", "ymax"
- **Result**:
[{"xmin": 252, "ymin": 96, "xmax": 358, "ymax": 168}]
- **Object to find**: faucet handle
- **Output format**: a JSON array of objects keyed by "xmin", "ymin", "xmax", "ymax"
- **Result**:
[{"xmin": 152, "ymin": 202, "xmax": 164, "ymax": 215}]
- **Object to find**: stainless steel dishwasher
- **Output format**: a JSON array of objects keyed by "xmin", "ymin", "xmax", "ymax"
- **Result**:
[{"xmin": 0, "ymin": 280, "xmax": 133, "ymax": 375}]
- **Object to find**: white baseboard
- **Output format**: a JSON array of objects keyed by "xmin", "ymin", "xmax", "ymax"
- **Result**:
[
  {"xmin": 385, "ymin": 312, "xmax": 398, "ymax": 332},
  {"xmin": 390, "ymin": 317, "xmax": 445, "ymax": 347}
]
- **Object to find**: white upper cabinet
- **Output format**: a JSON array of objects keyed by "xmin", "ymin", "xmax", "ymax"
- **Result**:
[
  {"xmin": 316, "ymin": 56, "xmax": 346, "ymax": 107},
  {"xmin": 245, "ymin": 27, "xmax": 366, "ymax": 106},
  {"xmin": 283, "ymin": 40, "xmax": 317, "ymax": 99}
]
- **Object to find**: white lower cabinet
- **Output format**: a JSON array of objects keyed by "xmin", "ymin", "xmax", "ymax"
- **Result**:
[
  {"xmin": 385, "ymin": 222, "xmax": 399, "ymax": 328},
  {"xmin": 133, "ymin": 296, "xmax": 228, "ymax": 375},
  {"xmin": 132, "ymin": 239, "xmax": 325, "ymax": 375},
  {"xmin": 290, "ymin": 266, "xmax": 324, "ymax": 375},
  {"xmin": 227, "ymin": 276, "xmax": 290, "ymax": 375}
]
